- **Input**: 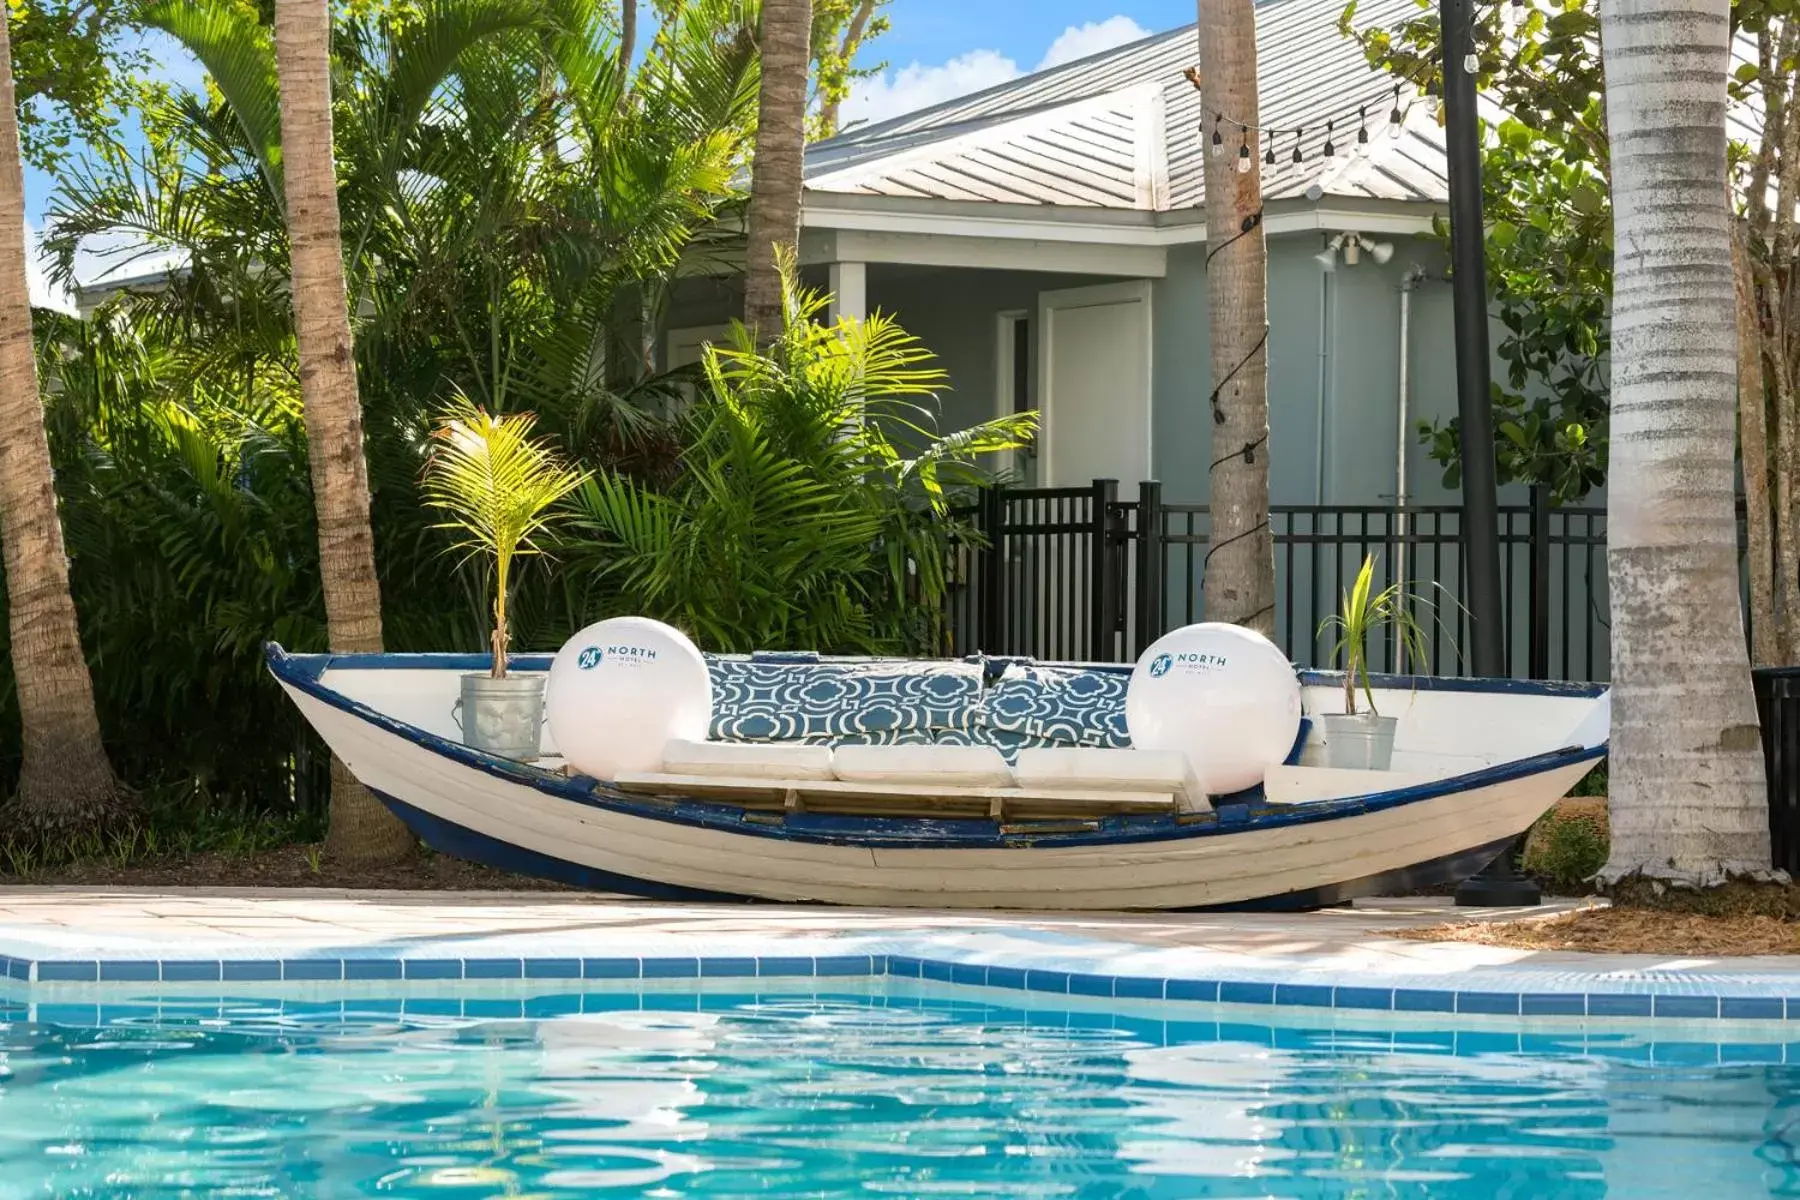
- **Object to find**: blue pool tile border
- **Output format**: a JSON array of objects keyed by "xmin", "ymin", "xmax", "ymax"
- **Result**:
[{"xmin": 4, "ymin": 948, "xmax": 1800, "ymax": 1024}]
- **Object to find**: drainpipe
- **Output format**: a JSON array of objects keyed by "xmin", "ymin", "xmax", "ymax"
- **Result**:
[
  {"xmin": 1314, "ymin": 268, "xmax": 1332, "ymax": 504},
  {"xmin": 1393, "ymin": 266, "xmax": 1426, "ymax": 673}
]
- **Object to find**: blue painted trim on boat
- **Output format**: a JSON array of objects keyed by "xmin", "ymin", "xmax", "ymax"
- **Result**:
[
  {"xmin": 274, "ymin": 645, "xmax": 1608, "ymax": 699},
  {"xmin": 264, "ymin": 643, "xmax": 1607, "ymax": 853}
]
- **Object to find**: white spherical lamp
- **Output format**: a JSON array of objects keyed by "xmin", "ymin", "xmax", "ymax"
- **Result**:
[
  {"xmin": 1125, "ymin": 623, "xmax": 1301, "ymax": 794},
  {"xmin": 546, "ymin": 617, "xmax": 712, "ymax": 781}
]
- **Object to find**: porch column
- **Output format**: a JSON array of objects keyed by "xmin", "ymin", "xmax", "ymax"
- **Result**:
[{"xmin": 827, "ymin": 261, "xmax": 866, "ymax": 324}]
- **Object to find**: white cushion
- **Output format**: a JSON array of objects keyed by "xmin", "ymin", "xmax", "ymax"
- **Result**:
[
  {"xmin": 1012, "ymin": 747, "xmax": 1209, "ymax": 812},
  {"xmin": 662, "ymin": 739, "xmax": 834, "ymax": 781},
  {"xmin": 831, "ymin": 743, "xmax": 1013, "ymax": 787}
]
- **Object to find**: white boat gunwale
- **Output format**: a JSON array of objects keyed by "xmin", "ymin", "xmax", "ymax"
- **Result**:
[{"xmin": 264, "ymin": 644, "xmax": 1607, "ymax": 852}]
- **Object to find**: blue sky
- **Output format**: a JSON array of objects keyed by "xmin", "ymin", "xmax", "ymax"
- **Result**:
[
  {"xmin": 842, "ymin": 1, "xmax": 1195, "ymax": 128},
  {"xmin": 24, "ymin": 3, "xmax": 1199, "ymax": 302}
]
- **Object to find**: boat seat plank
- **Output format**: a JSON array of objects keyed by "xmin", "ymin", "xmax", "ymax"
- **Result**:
[{"xmin": 612, "ymin": 771, "xmax": 1180, "ymax": 821}]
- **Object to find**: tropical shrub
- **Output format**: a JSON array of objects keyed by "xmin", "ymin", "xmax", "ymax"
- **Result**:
[
  {"xmin": 0, "ymin": 0, "xmax": 758, "ymax": 818},
  {"xmin": 1523, "ymin": 798, "xmax": 1609, "ymax": 893},
  {"xmin": 571, "ymin": 268, "xmax": 1037, "ymax": 653}
]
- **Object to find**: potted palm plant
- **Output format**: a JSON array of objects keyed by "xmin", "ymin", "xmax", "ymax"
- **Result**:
[
  {"xmin": 423, "ymin": 396, "xmax": 588, "ymax": 761},
  {"xmin": 1316, "ymin": 553, "xmax": 1430, "ymax": 770}
]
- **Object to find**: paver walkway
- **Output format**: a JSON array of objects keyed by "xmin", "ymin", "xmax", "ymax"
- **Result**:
[{"xmin": 6, "ymin": 889, "xmax": 1798, "ymax": 1007}]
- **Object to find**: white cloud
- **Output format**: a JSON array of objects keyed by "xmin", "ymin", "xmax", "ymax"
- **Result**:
[
  {"xmin": 841, "ymin": 48, "xmax": 1023, "ymax": 131},
  {"xmin": 1038, "ymin": 16, "xmax": 1150, "ymax": 70},
  {"xmin": 841, "ymin": 15, "xmax": 1152, "ymax": 130}
]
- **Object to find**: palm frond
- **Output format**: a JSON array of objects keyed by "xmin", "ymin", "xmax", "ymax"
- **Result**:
[{"xmin": 143, "ymin": 0, "xmax": 285, "ymax": 201}]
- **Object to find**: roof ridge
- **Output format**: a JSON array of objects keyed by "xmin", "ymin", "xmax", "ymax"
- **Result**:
[{"xmin": 808, "ymin": 83, "xmax": 1163, "ymax": 197}]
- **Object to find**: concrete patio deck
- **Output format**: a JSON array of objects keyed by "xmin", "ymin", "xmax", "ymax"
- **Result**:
[{"xmin": 2, "ymin": 888, "xmax": 1799, "ymax": 1022}]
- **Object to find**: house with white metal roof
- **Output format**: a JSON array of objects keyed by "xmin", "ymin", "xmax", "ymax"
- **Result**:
[{"xmin": 662, "ymin": 0, "xmax": 1470, "ymax": 512}]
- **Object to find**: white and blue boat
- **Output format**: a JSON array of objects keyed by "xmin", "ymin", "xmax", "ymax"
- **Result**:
[{"xmin": 267, "ymin": 645, "xmax": 1608, "ymax": 911}]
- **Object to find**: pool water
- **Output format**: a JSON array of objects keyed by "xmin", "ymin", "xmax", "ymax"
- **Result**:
[{"xmin": 2, "ymin": 989, "xmax": 1798, "ymax": 1198}]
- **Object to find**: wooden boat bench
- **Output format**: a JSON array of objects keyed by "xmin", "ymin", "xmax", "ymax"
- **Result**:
[{"xmin": 613, "ymin": 771, "xmax": 1184, "ymax": 822}]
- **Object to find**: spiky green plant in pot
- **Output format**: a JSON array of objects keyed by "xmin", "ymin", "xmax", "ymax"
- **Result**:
[{"xmin": 423, "ymin": 395, "xmax": 587, "ymax": 759}]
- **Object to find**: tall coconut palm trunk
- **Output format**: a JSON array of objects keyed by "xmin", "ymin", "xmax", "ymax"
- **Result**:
[
  {"xmin": 1599, "ymin": 0, "xmax": 1772, "ymax": 884},
  {"xmin": 743, "ymin": 0, "xmax": 812, "ymax": 342},
  {"xmin": 0, "ymin": 5, "xmax": 130, "ymax": 837},
  {"xmin": 273, "ymin": 0, "xmax": 412, "ymax": 864},
  {"xmin": 1197, "ymin": 0, "xmax": 1275, "ymax": 635}
]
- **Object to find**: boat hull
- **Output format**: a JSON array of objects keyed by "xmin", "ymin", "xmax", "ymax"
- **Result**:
[{"xmin": 279, "ymin": 675, "xmax": 1601, "ymax": 910}]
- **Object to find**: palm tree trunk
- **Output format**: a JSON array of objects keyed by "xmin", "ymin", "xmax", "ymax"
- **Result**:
[
  {"xmin": 1599, "ymin": 0, "xmax": 1772, "ymax": 884},
  {"xmin": 0, "ymin": 4, "xmax": 130, "ymax": 837},
  {"xmin": 619, "ymin": 0, "xmax": 636, "ymax": 76},
  {"xmin": 273, "ymin": 0, "xmax": 413, "ymax": 865},
  {"xmin": 743, "ymin": 0, "xmax": 812, "ymax": 341},
  {"xmin": 1197, "ymin": 1, "xmax": 1275, "ymax": 636}
]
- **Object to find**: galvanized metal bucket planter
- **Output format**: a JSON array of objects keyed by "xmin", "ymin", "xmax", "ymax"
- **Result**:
[
  {"xmin": 455, "ymin": 672, "xmax": 547, "ymax": 761},
  {"xmin": 1317, "ymin": 712, "xmax": 1398, "ymax": 771}
]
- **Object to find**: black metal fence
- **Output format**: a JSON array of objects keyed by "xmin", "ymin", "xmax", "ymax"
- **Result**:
[{"xmin": 947, "ymin": 479, "xmax": 1612, "ymax": 682}]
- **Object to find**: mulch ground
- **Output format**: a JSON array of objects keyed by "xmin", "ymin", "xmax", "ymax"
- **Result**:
[
  {"xmin": 0, "ymin": 845, "xmax": 575, "ymax": 892},
  {"xmin": 1404, "ymin": 905, "xmax": 1800, "ymax": 956}
]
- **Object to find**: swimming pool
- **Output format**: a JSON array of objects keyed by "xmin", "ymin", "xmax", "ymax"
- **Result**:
[{"xmin": 3, "ymin": 984, "xmax": 1796, "ymax": 1199}]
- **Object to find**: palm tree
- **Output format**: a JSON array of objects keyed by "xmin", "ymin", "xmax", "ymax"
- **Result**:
[
  {"xmin": 619, "ymin": 0, "xmax": 636, "ymax": 73},
  {"xmin": 743, "ymin": 0, "xmax": 812, "ymax": 341},
  {"xmin": 1196, "ymin": 0, "xmax": 1275, "ymax": 635},
  {"xmin": 574, "ymin": 261, "xmax": 1034, "ymax": 652},
  {"xmin": 0, "ymin": 4, "xmax": 131, "ymax": 839},
  {"xmin": 272, "ymin": 0, "xmax": 414, "ymax": 864},
  {"xmin": 1598, "ymin": 0, "xmax": 1772, "ymax": 884}
]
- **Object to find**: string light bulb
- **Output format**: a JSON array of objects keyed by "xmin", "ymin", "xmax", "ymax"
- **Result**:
[
  {"xmin": 1323, "ymin": 119, "xmax": 1335, "ymax": 158},
  {"xmin": 1463, "ymin": 50, "xmax": 1479, "ymax": 74},
  {"xmin": 1291, "ymin": 129, "xmax": 1304, "ymax": 163},
  {"xmin": 1357, "ymin": 106, "xmax": 1369, "ymax": 147},
  {"xmin": 1211, "ymin": 112, "xmax": 1224, "ymax": 157},
  {"xmin": 1264, "ymin": 130, "xmax": 1276, "ymax": 165},
  {"xmin": 1388, "ymin": 85, "xmax": 1404, "ymax": 128},
  {"xmin": 1237, "ymin": 127, "xmax": 1252, "ymax": 173}
]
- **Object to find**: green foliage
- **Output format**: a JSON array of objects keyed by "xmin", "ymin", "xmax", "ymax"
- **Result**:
[
  {"xmin": 8, "ymin": 0, "xmax": 156, "ymax": 172},
  {"xmin": 17, "ymin": 305, "xmax": 333, "ymax": 814},
  {"xmin": 1317, "ymin": 553, "xmax": 1429, "ymax": 716},
  {"xmin": 0, "ymin": 0, "xmax": 968, "ymax": 852},
  {"xmin": 1523, "ymin": 802, "xmax": 1609, "ymax": 892},
  {"xmin": 809, "ymin": 0, "xmax": 891, "ymax": 137},
  {"xmin": 422, "ymin": 396, "xmax": 588, "ymax": 676},
  {"xmin": 1, "ymin": 0, "xmax": 759, "ymax": 823},
  {"xmin": 571, "ymin": 265, "xmax": 1036, "ymax": 653},
  {"xmin": 1344, "ymin": 0, "xmax": 1611, "ymax": 503},
  {"xmin": 0, "ymin": 774, "xmax": 320, "ymax": 879}
]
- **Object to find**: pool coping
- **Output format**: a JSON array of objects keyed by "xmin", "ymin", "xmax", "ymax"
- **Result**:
[{"xmin": 5, "ymin": 938, "xmax": 1800, "ymax": 1024}]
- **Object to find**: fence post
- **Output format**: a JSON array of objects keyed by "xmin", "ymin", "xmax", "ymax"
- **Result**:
[
  {"xmin": 1529, "ymin": 483, "xmax": 1550, "ymax": 680},
  {"xmin": 1090, "ymin": 478, "xmax": 1119, "ymax": 661},
  {"xmin": 1135, "ymin": 480, "xmax": 1164, "ymax": 657},
  {"xmin": 978, "ymin": 484, "xmax": 1006, "ymax": 653}
]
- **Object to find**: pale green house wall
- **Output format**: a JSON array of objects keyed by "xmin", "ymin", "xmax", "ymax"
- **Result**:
[{"xmin": 657, "ymin": 239, "xmax": 1609, "ymax": 677}]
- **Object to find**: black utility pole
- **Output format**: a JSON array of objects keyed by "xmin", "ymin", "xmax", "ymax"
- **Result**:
[
  {"xmin": 1440, "ymin": 0, "xmax": 1505, "ymax": 679},
  {"xmin": 1442, "ymin": 0, "xmax": 1539, "ymax": 908}
]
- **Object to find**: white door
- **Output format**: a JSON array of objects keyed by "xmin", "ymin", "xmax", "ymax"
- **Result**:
[
  {"xmin": 1038, "ymin": 281, "xmax": 1153, "ymax": 487},
  {"xmin": 1014, "ymin": 283, "xmax": 1153, "ymax": 658}
]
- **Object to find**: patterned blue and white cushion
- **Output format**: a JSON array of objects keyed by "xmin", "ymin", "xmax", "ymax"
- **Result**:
[
  {"xmin": 975, "ymin": 662, "xmax": 1132, "ymax": 749},
  {"xmin": 708, "ymin": 658, "xmax": 984, "ymax": 742}
]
